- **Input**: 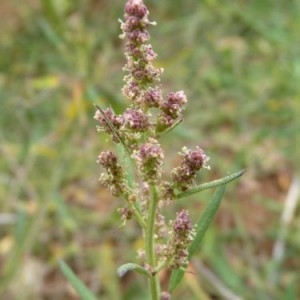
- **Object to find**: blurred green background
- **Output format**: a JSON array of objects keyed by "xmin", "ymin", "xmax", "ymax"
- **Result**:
[{"xmin": 1, "ymin": 0, "xmax": 299, "ymax": 299}]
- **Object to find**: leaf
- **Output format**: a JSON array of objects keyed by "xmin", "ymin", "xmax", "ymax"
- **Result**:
[
  {"xmin": 169, "ymin": 185, "xmax": 227, "ymax": 292},
  {"xmin": 59, "ymin": 260, "xmax": 98, "ymax": 300},
  {"xmin": 156, "ymin": 117, "xmax": 182, "ymax": 137},
  {"xmin": 94, "ymin": 104, "xmax": 130, "ymax": 155},
  {"xmin": 176, "ymin": 169, "xmax": 245, "ymax": 199},
  {"xmin": 189, "ymin": 185, "xmax": 226, "ymax": 256},
  {"xmin": 116, "ymin": 143, "xmax": 135, "ymax": 189},
  {"xmin": 117, "ymin": 263, "xmax": 151, "ymax": 278}
]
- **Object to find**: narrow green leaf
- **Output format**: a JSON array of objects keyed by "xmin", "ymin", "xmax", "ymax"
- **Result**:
[
  {"xmin": 176, "ymin": 169, "xmax": 245, "ymax": 199},
  {"xmin": 189, "ymin": 185, "xmax": 226, "ymax": 257},
  {"xmin": 59, "ymin": 260, "xmax": 98, "ymax": 300},
  {"xmin": 94, "ymin": 104, "xmax": 131, "ymax": 155},
  {"xmin": 117, "ymin": 263, "xmax": 151, "ymax": 278},
  {"xmin": 156, "ymin": 117, "xmax": 182, "ymax": 137},
  {"xmin": 169, "ymin": 185, "xmax": 226, "ymax": 292},
  {"xmin": 116, "ymin": 143, "xmax": 135, "ymax": 189}
]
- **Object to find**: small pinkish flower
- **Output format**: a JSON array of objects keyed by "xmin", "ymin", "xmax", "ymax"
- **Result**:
[
  {"xmin": 123, "ymin": 108, "xmax": 149, "ymax": 131},
  {"xmin": 161, "ymin": 91, "xmax": 187, "ymax": 118},
  {"xmin": 173, "ymin": 210, "xmax": 192, "ymax": 233},
  {"xmin": 144, "ymin": 87, "xmax": 163, "ymax": 108},
  {"xmin": 127, "ymin": 29, "xmax": 150, "ymax": 43},
  {"xmin": 141, "ymin": 44, "xmax": 157, "ymax": 61},
  {"xmin": 122, "ymin": 78, "xmax": 139, "ymax": 100},
  {"xmin": 133, "ymin": 138, "xmax": 164, "ymax": 181},
  {"xmin": 97, "ymin": 151, "xmax": 118, "ymax": 170},
  {"xmin": 183, "ymin": 146, "xmax": 210, "ymax": 171},
  {"xmin": 165, "ymin": 210, "xmax": 194, "ymax": 269},
  {"xmin": 125, "ymin": 0, "xmax": 148, "ymax": 19},
  {"xmin": 97, "ymin": 151, "xmax": 126, "ymax": 196},
  {"xmin": 172, "ymin": 147, "xmax": 210, "ymax": 191}
]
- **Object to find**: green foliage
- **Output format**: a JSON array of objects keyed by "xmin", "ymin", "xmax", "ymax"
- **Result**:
[{"xmin": 59, "ymin": 260, "xmax": 98, "ymax": 300}]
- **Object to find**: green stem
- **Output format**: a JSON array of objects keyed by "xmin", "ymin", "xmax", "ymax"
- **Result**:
[
  {"xmin": 145, "ymin": 184, "xmax": 160, "ymax": 300},
  {"xmin": 155, "ymin": 260, "xmax": 169, "ymax": 274},
  {"xmin": 131, "ymin": 203, "xmax": 147, "ymax": 229}
]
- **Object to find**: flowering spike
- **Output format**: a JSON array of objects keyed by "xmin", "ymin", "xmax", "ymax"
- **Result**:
[
  {"xmin": 121, "ymin": 0, "xmax": 162, "ymax": 106},
  {"xmin": 165, "ymin": 210, "xmax": 194, "ymax": 269}
]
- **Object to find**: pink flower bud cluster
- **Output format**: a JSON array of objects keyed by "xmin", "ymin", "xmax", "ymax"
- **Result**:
[
  {"xmin": 155, "ymin": 90, "xmax": 187, "ymax": 133},
  {"xmin": 133, "ymin": 138, "xmax": 164, "ymax": 181},
  {"xmin": 165, "ymin": 210, "xmax": 193, "ymax": 268},
  {"xmin": 123, "ymin": 108, "xmax": 149, "ymax": 131},
  {"xmin": 97, "ymin": 151, "xmax": 127, "ymax": 197},
  {"xmin": 120, "ymin": 0, "xmax": 187, "ymax": 137},
  {"xmin": 172, "ymin": 147, "xmax": 210, "ymax": 191},
  {"xmin": 120, "ymin": 0, "xmax": 162, "ymax": 105},
  {"xmin": 161, "ymin": 91, "xmax": 187, "ymax": 119}
]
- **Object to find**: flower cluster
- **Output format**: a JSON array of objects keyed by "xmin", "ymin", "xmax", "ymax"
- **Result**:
[
  {"xmin": 120, "ymin": 0, "xmax": 162, "ymax": 104},
  {"xmin": 132, "ymin": 138, "xmax": 164, "ymax": 181},
  {"xmin": 120, "ymin": 0, "xmax": 187, "ymax": 137},
  {"xmin": 155, "ymin": 91, "xmax": 187, "ymax": 134},
  {"xmin": 94, "ymin": 108, "xmax": 124, "ymax": 142},
  {"xmin": 172, "ymin": 146, "xmax": 210, "ymax": 191},
  {"xmin": 97, "ymin": 151, "xmax": 127, "ymax": 197},
  {"xmin": 123, "ymin": 108, "xmax": 149, "ymax": 132},
  {"xmin": 165, "ymin": 210, "xmax": 194, "ymax": 269}
]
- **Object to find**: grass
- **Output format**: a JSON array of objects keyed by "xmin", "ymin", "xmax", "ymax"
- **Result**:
[{"xmin": 0, "ymin": 0, "xmax": 299, "ymax": 299}]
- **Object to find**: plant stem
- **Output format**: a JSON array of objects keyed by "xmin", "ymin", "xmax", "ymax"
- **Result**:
[{"xmin": 145, "ymin": 184, "xmax": 160, "ymax": 299}]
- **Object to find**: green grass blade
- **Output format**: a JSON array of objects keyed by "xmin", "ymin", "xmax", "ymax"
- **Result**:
[
  {"xmin": 59, "ymin": 260, "xmax": 98, "ymax": 300},
  {"xmin": 168, "ymin": 185, "xmax": 226, "ymax": 292},
  {"xmin": 176, "ymin": 169, "xmax": 245, "ymax": 199}
]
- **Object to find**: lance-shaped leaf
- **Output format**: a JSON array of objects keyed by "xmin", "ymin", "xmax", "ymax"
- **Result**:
[
  {"xmin": 94, "ymin": 104, "xmax": 131, "ymax": 155},
  {"xmin": 156, "ymin": 117, "xmax": 182, "ymax": 138},
  {"xmin": 169, "ymin": 185, "xmax": 227, "ymax": 292},
  {"xmin": 176, "ymin": 169, "xmax": 245, "ymax": 200},
  {"xmin": 117, "ymin": 263, "xmax": 151, "ymax": 278},
  {"xmin": 59, "ymin": 260, "xmax": 98, "ymax": 300}
]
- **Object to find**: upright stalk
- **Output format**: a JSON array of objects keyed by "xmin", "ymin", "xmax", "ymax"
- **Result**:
[{"xmin": 145, "ymin": 184, "xmax": 160, "ymax": 299}]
